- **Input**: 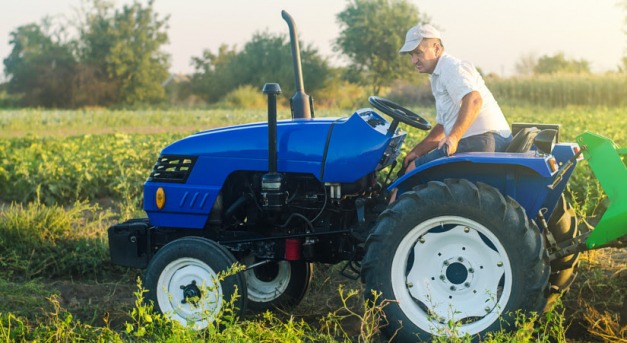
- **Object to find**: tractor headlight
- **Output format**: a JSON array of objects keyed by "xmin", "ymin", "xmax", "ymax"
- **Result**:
[{"xmin": 156, "ymin": 187, "xmax": 166, "ymax": 209}]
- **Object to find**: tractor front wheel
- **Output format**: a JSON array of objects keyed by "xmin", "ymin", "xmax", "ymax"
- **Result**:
[
  {"xmin": 143, "ymin": 237, "xmax": 247, "ymax": 329},
  {"xmin": 362, "ymin": 179, "xmax": 550, "ymax": 341},
  {"xmin": 242, "ymin": 256, "xmax": 313, "ymax": 312}
]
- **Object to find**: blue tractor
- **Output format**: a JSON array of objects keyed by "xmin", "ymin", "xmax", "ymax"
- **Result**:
[{"xmin": 108, "ymin": 11, "xmax": 626, "ymax": 341}]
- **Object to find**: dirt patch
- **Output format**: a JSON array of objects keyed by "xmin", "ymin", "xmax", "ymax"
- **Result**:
[
  {"xmin": 562, "ymin": 248, "xmax": 627, "ymax": 342},
  {"xmin": 50, "ymin": 274, "xmax": 138, "ymax": 330}
]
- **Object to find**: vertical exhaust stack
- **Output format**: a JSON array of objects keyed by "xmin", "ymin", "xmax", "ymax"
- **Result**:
[
  {"xmin": 281, "ymin": 10, "xmax": 314, "ymax": 119},
  {"xmin": 263, "ymin": 83, "xmax": 281, "ymax": 174},
  {"xmin": 261, "ymin": 83, "xmax": 285, "ymax": 211}
]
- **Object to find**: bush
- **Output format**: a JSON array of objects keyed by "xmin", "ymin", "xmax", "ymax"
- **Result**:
[
  {"xmin": 220, "ymin": 85, "xmax": 267, "ymax": 109},
  {"xmin": 313, "ymin": 80, "xmax": 370, "ymax": 110},
  {"xmin": 386, "ymin": 79, "xmax": 434, "ymax": 107}
]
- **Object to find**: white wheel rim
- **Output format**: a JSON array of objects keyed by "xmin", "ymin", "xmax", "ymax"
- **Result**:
[
  {"xmin": 244, "ymin": 259, "xmax": 291, "ymax": 303},
  {"xmin": 391, "ymin": 216, "xmax": 513, "ymax": 336},
  {"xmin": 156, "ymin": 257, "xmax": 223, "ymax": 329}
]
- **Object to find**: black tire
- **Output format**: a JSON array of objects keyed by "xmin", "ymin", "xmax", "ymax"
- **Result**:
[
  {"xmin": 362, "ymin": 179, "xmax": 550, "ymax": 341},
  {"xmin": 545, "ymin": 195, "xmax": 580, "ymax": 310},
  {"xmin": 242, "ymin": 257, "xmax": 313, "ymax": 312},
  {"xmin": 144, "ymin": 236, "xmax": 247, "ymax": 329}
]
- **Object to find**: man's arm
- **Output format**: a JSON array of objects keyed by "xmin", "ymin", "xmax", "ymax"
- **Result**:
[
  {"xmin": 403, "ymin": 124, "xmax": 445, "ymax": 168},
  {"xmin": 438, "ymin": 90, "xmax": 483, "ymax": 155}
]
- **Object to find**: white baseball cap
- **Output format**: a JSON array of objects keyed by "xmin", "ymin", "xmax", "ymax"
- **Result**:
[{"xmin": 399, "ymin": 24, "xmax": 442, "ymax": 54}]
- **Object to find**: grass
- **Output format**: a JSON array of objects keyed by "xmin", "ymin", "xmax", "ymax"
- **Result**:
[{"xmin": 0, "ymin": 105, "xmax": 625, "ymax": 342}]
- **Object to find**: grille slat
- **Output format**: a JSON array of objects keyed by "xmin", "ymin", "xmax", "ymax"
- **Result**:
[{"xmin": 147, "ymin": 155, "xmax": 197, "ymax": 183}]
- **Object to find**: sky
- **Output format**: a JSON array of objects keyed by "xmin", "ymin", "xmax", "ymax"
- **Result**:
[{"xmin": 0, "ymin": 0, "xmax": 625, "ymax": 79}]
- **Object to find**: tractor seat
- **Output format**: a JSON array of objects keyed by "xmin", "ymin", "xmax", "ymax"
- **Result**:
[{"xmin": 505, "ymin": 127, "xmax": 541, "ymax": 153}]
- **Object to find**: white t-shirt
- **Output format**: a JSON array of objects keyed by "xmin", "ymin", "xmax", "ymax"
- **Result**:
[{"xmin": 430, "ymin": 53, "xmax": 510, "ymax": 138}]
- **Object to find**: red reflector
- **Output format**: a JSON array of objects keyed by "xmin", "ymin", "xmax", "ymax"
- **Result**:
[{"xmin": 285, "ymin": 239, "xmax": 301, "ymax": 260}]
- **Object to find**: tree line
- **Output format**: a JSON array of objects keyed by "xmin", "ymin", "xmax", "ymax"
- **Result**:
[{"xmin": 2, "ymin": 0, "xmax": 624, "ymax": 109}]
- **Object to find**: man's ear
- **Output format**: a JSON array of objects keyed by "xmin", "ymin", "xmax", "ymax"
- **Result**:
[{"xmin": 434, "ymin": 42, "xmax": 442, "ymax": 56}]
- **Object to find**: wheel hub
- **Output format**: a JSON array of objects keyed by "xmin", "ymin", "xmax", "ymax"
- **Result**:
[
  {"xmin": 445, "ymin": 261, "xmax": 469, "ymax": 285},
  {"xmin": 180, "ymin": 280, "xmax": 203, "ymax": 305},
  {"xmin": 401, "ymin": 223, "xmax": 510, "ymax": 324}
]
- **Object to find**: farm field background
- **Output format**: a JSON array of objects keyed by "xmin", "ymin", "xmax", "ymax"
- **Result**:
[{"xmin": 0, "ymin": 105, "xmax": 625, "ymax": 342}]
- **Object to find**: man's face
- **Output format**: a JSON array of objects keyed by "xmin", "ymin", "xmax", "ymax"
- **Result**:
[{"xmin": 408, "ymin": 39, "xmax": 441, "ymax": 74}]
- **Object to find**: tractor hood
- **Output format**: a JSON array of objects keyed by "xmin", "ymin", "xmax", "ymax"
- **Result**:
[{"xmin": 158, "ymin": 108, "xmax": 404, "ymax": 184}]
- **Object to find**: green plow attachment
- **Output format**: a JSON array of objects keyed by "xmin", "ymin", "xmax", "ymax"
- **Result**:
[{"xmin": 576, "ymin": 132, "xmax": 627, "ymax": 249}]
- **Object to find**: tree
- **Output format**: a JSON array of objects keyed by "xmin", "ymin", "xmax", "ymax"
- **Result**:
[
  {"xmin": 334, "ymin": 0, "xmax": 424, "ymax": 95},
  {"xmin": 190, "ymin": 44, "xmax": 238, "ymax": 103},
  {"xmin": 191, "ymin": 31, "xmax": 330, "ymax": 103},
  {"xmin": 2, "ymin": 0, "xmax": 170, "ymax": 108},
  {"xmin": 78, "ymin": 0, "xmax": 170, "ymax": 106},
  {"xmin": 3, "ymin": 21, "xmax": 77, "ymax": 107},
  {"xmin": 533, "ymin": 52, "xmax": 590, "ymax": 74}
]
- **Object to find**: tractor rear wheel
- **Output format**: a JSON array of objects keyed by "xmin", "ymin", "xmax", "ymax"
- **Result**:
[
  {"xmin": 144, "ymin": 237, "xmax": 247, "ymax": 329},
  {"xmin": 545, "ymin": 195, "xmax": 580, "ymax": 310},
  {"xmin": 362, "ymin": 179, "xmax": 550, "ymax": 341}
]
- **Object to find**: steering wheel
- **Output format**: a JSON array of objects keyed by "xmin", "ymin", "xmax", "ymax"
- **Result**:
[{"xmin": 368, "ymin": 96, "xmax": 431, "ymax": 131}]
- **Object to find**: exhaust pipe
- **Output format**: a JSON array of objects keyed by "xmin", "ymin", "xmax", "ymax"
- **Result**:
[
  {"xmin": 281, "ymin": 10, "xmax": 313, "ymax": 119},
  {"xmin": 261, "ymin": 83, "xmax": 285, "ymax": 211},
  {"xmin": 263, "ymin": 83, "xmax": 281, "ymax": 173}
]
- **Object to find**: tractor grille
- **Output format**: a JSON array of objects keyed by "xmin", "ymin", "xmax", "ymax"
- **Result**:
[{"xmin": 148, "ymin": 155, "xmax": 197, "ymax": 183}]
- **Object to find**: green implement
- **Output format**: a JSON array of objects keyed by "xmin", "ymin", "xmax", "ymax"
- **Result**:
[{"xmin": 576, "ymin": 132, "xmax": 627, "ymax": 249}]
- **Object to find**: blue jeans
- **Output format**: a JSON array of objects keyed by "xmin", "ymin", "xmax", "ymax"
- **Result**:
[{"xmin": 414, "ymin": 132, "xmax": 513, "ymax": 167}]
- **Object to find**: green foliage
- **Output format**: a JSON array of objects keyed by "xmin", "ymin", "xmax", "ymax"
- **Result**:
[
  {"xmin": 2, "ymin": 21, "xmax": 77, "ymax": 107},
  {"xmin": 0, "ymin": 278, "xmax": 58, "ymax": 319},
  {"xmin": 481, "ymin": 302, "xmax": 568, "ymax": 343},
  {"xmin": 319, "ymin": 286, "xmax": 389, "ymax": 342},
  {"xmin": 0, "ymin": 134, "xmax": 175, "ymax": 208},
  {"xmin": 313, "ymin": 79, "xmax": 370, "ymax": 109},
  {"xmin": 486, "ymin": 74, "xmax": 627, "ymax": 107},
  {"xmin": 190, "ymin": 31, "xmax": 330, "ymax": 104},
  {"xmin": 335, "ymin": 0, "xmax": 423, "ymax": 95},
  {"xmin": 78, "ymin": 0, "xmax": 170, "ymax": 106},
  {"xmin": 534, "ymin": 52, "xmax": 590, "ymax": 74},
  {"xmin": 220, "ymin": 85, "xmax": 267, "ymax": 109},
  {"xmin": 2, "ymin": 0, "xmax": 170, "ymax": 108},
  {"xmin": 386, "ymin": 78, "xmax": 434, "ymax": 106},
  {"xmin": 0, "ymin": 200, "xmax": 110, "ymax": 279}
]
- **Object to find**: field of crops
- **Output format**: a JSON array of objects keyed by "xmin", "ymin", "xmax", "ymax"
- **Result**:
[{"xmin": 0, "ymin": 105, "xmax": 625, "ymax": 342}]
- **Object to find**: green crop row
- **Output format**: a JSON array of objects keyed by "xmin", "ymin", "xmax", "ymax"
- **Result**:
[
  {"xmin": 488, "ymin": 74, "xmax": 627, "ymax": 108},
  {"xmin": 0, "ymin": 134, "xmax": 184, "ymax": 215},
  {"xmin": 0, "ymin": 106, "xmax": 624, "ymax": 216}
]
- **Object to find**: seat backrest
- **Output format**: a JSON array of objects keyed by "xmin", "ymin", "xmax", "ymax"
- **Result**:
[{"xmin": 505, "ymin": 127, "xmax": 541, "ymax": 153}]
